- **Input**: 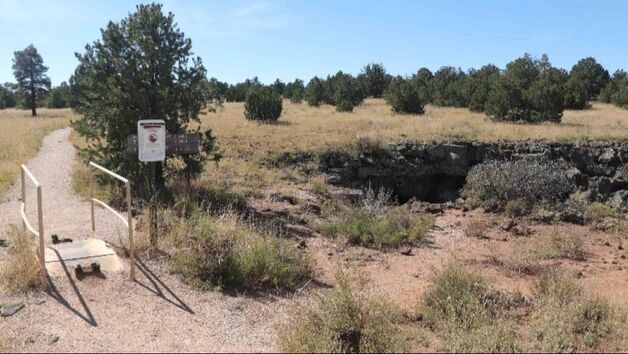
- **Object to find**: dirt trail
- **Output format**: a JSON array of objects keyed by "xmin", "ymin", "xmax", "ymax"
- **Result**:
[{"xmin": 0, "ymin": 129, "xmax": 289, "ymax": 352}]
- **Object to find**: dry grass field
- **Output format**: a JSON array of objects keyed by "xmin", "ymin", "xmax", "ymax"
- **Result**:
[
  {"xmin": 0, "ymin": 109, "xmax": 71, "ymax": 197},
  {"xmin": 201, "ymin": 99, "xmax": 628, "ymax": 160},
  {"xmin": 196, "ymin": 99, "xmax": 628, "ymax": 197}
]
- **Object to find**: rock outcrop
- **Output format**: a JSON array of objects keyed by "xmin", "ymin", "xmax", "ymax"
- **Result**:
[{"xmin": 320, "ymin": 140, "xmax": 628, "ymax": 210}]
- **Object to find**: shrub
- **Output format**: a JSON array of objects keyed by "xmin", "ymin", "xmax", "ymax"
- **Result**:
[
  {"xmin": 317, "ymin": 210, "xmax": 434, "ymax": 250},
  {"xmin": 0, "ymin": 225, "xmax": 45, "ymax": 292},
  {"xmin": 531, "ymin": 272, "xmax": 625, "ymax": 352},
  {"xmin": 284, "ymin": 78, "xmax": 305, "ymax": 103},
  {"xmin": 305, "ymin": 76, "xmax": 325, "ymax": 107},
  {"xmin": 360, "ymin": 63, "xmax": 391, "ymax": 98},
  {"xmin": 485, "ymin": 54, "xmax": 565, "ymax": 123},
  {"xmin": 167, "ymin": 211, "xmax": 310, "ymax": 290},
  {"xmin": 462, "ymin": 159, "xmax": 572, "ymax": 211},
  {"xmin": 463, "ymin": 219, "xmax": 491, "ymax": 239},
  {"xmin": 431, "ymin": 66, "xmax": 468, "ymax": 107},
  {"xmin": 384, "ymin": 76, "xmax": 425, "ymax": 115},
  {"xmin": 410, "ymin": 67, "xmax": 433, "ymax": 103},
  {"xmin": 421, "ymin": 264, "xmax": 522, "ymax": 352},
  {"xmin": 244, "ymin": 86, "xmax": 282, "ymax": 122},
  {"xmin": 464, "ymin": 64, "xmax": 501, "ymax": 112},
  {"xmin": 335, "ymin": 99, "xmax": 354, "ymax": 112},
  {"xmin": 277, "ymin": 274, "xmax": 405, "ymax": 353},
  {"xmin": 329, "ymin": 71, "xmax": 366, "ymax": 108},
  {"xmin": 568, "ymin": 57, "xmax": 610, "ymax": 102}
]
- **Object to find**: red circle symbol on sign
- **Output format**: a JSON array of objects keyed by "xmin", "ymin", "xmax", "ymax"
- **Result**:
[{"xmin": 149, "ymin": 133, "xmax": 158, "ymax": 143}]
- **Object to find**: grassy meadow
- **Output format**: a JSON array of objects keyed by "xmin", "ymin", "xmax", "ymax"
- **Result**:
[
  {"xmin": 195, "ymin": 99, "xmax": 628, "ymax": 197},
  {"xmin": 0, "ymin": 108, "xmax": 71, "ymax": 197}
]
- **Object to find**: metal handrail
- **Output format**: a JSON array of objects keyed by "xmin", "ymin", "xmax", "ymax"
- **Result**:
[
  {"xmin": 89, "ymin": 161, "xmax": 135, "ymax": 280},
  {"xmin": 20, "ymin": 203, "xmax": 39, "ymax": 237},
  {"xmin": 20, "ymin": 164, "xmax": 46, "ymax": 283},
  {"xmin": 91, "ymin": 198, "xmax": 128, "ymax": 227}
]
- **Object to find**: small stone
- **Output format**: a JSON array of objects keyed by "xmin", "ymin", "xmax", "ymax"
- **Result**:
[
  {"xmin": 400, "ymin": 247, "xmax": 413, "ymax": 256},
  {"xmin": 327, "ymin": 252, "xmax": 333, "ymax": 256},
  {"xmin": 1, "ymin": 302, "xmax": 24, "ymax": 317},
  {"xmin": 297, "ymin": 240, "xmax": 307, "ymax": 249},
  {"xmin": 604, "ymin": 242, "xmax": 611, "ymax": 247},
  {"xmin": 502, "ymin": 237, "xmax": 508, "ymax": 241},
  {"xmin": 575, "ymin": 271, "xmax": 584, "ymax": 279},
  {"xmin": 619, "ymin": 244, "xmax": 624, "ymax": 250},
  {"xmin": 49, "ymin": 335, "xmax": 60, "ymax": 344},
  {"xmin": 29, "ymin": 298, "xmax": 46, "ymax": 305}
]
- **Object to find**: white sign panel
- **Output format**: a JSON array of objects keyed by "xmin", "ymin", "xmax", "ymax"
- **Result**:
[{"xmin": 137, "ymin": 120, "xmax": 166, "ymax": 162}]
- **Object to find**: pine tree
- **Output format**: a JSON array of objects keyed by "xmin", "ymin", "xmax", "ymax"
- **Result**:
[
  {"xmin": 71, "ymin": 4, "xmax": 217, "ymax": 197},
  {"xmin": 12, "ymin": 45, "xmax": 51, "ymax": 116}
]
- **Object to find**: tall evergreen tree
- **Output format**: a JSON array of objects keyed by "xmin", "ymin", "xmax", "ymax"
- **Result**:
[
  {"xmin": 71, "ymin": 4, "xmax": 217, "ymax": 196},
  {"xmin": 361, "ymin": 63, "xmax": 390, "ymax": 98},
  {"xmin": 12, "ymin": 45, "xmax": 51, "ymax": 116}
]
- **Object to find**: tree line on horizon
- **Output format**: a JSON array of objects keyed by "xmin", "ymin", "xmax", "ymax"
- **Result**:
[
  {"xmin": 206, "ymin": 55, "xmax": 628, "ymax": 122},
  {"xmin": 1, "ymin": 20, "xmax": 628, "ymax": 122}
]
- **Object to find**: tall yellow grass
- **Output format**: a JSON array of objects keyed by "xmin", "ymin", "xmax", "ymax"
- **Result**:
[
  {"xmin": 0, "ymin": 108, "xmax": 72, "ymax": 197},
  {"xmin": 201, "ymin": 99, "xmax": 628, "ymax": 162}
]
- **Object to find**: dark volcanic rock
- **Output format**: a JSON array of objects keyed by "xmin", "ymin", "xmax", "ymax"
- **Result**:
[{"xmin": 320, "ymin": 139, "xmax": 628, "ymax": 208}]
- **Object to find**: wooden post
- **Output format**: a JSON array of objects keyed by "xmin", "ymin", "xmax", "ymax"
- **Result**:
[
  {"xmin": 126, "ymin": 181, "xmax": 135, "ymax": 281},
  {"xmin": 36, "ymin": 185, "xmax": 46, "ymax": 283},
  {"xmin": 89, "ymin": 165, "xmax": 95, "ymax": 237},
  {"xmin": 149, "ymin": 162, "xmax": 158, "ymax": 257}
]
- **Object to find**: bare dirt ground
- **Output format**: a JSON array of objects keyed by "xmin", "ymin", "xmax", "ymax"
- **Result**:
[{"xmin": 1, "ymin": 128, "xmax": 626, "ymax": 352}]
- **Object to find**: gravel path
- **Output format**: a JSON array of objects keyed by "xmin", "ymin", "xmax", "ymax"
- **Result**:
[
  {"xmin": 1, "ymin": 129, "xmax": 288, "ymax": 352},
  {"xmin": 0, "ymin": 128, "xmax": 121, "ymax": 244}
]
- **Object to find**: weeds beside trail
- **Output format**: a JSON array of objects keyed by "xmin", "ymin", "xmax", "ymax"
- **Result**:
[
  {"xmin": 162, "ymin": 208, "xmax": 311, "ymax": 291},
  {"xmin": 0, "ymin": 109, "xmax": 71, "ymax": 197},
  {"xmin": 0, "ymin": 225, "xmax": 45, "ymax": 293},
  {"xmin": 418, "ymin": 264, "xmax": 627, "ymax": 352},
  {"xmin": 277, "ymin": 274, "xmax": 406, "ymax": 353}
]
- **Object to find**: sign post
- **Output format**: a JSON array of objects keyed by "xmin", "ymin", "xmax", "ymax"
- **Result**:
[
  {"xmin": 138, "ymin": 120, "xmax": 166, "ymax": 257},
  {"xmin": 128, "ymin": 120, "xmax": 200, "ymax": 258}
]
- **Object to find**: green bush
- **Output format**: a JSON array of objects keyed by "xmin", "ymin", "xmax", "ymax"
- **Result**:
[
  {"xmin": 464, "ymin": 64, "xmax": 501, "ymax": 112},
  {"xmin": 485, "ymin": 54, "xmax": 565, "ymax": 123},
  {"xmin": 305, "ymin": 76, "xmax": 325, "ymax": 107},
  {"xmin": 410, "ymin": 67, "xmax": 433, "ymax": 103},
  {"xmin": 284, "ymin": 78, "xmax": 305, "ymax": 103},
  {"xmin": 316, "ymin": 210, "xmax": 434, "ymax": 250},
  {"xmin": 421, "ymin": 264, "xmax": 522, "ymax": 352},
  {"xmin": 335, "ymin": 99, "xmax": 354, "ymax": 112},
  {"xmin": 244, "ymin": 86, "xmax": 282, "ymax": 122},
  {"xmin": 531, "ymin": 272, "xmax": 626, "ymax": 352},
  {"xmin": 384, "ymin": 76, "xmax": 425, "ymax": 115},
  {"xmin": 431, "ymin": 66, "xmax": 468, "ymax": 107},
  {"xmin": 462, "ymin": 159, "xmax": 572, "ymax": 211},
  {"xmin": 167, "ymin": 211, "xmax": 311, "ymax": 290},
  {"xmin": 278, "ymin": 274, "xmax": 405, "ymax": 353},
  {"xmin": 328, "ymin": 71, "xmax": 366, "ymax": 108},
  {"xmin": 360, "ymin": 63, "xmax": 391, "ymax": 98}
]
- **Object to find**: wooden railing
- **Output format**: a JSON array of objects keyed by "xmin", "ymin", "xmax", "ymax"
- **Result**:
[
  {"xmin": 20, "ymin": 164, "xmax": 46, "ymax": 283},
  {"xmin": 89, "ymin": 162, "xmax": 135, "ymax": 280}
]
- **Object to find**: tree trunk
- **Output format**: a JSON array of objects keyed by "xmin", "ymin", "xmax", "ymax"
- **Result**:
[{"xmin": 30, "ymin": 79, "xmax": 36, "ymax": 117}]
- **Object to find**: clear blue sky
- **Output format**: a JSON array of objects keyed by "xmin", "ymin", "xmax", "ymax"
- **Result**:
[{"xmin": 1, "ymin": 0, "xmax": 627, "ymax": 86}]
